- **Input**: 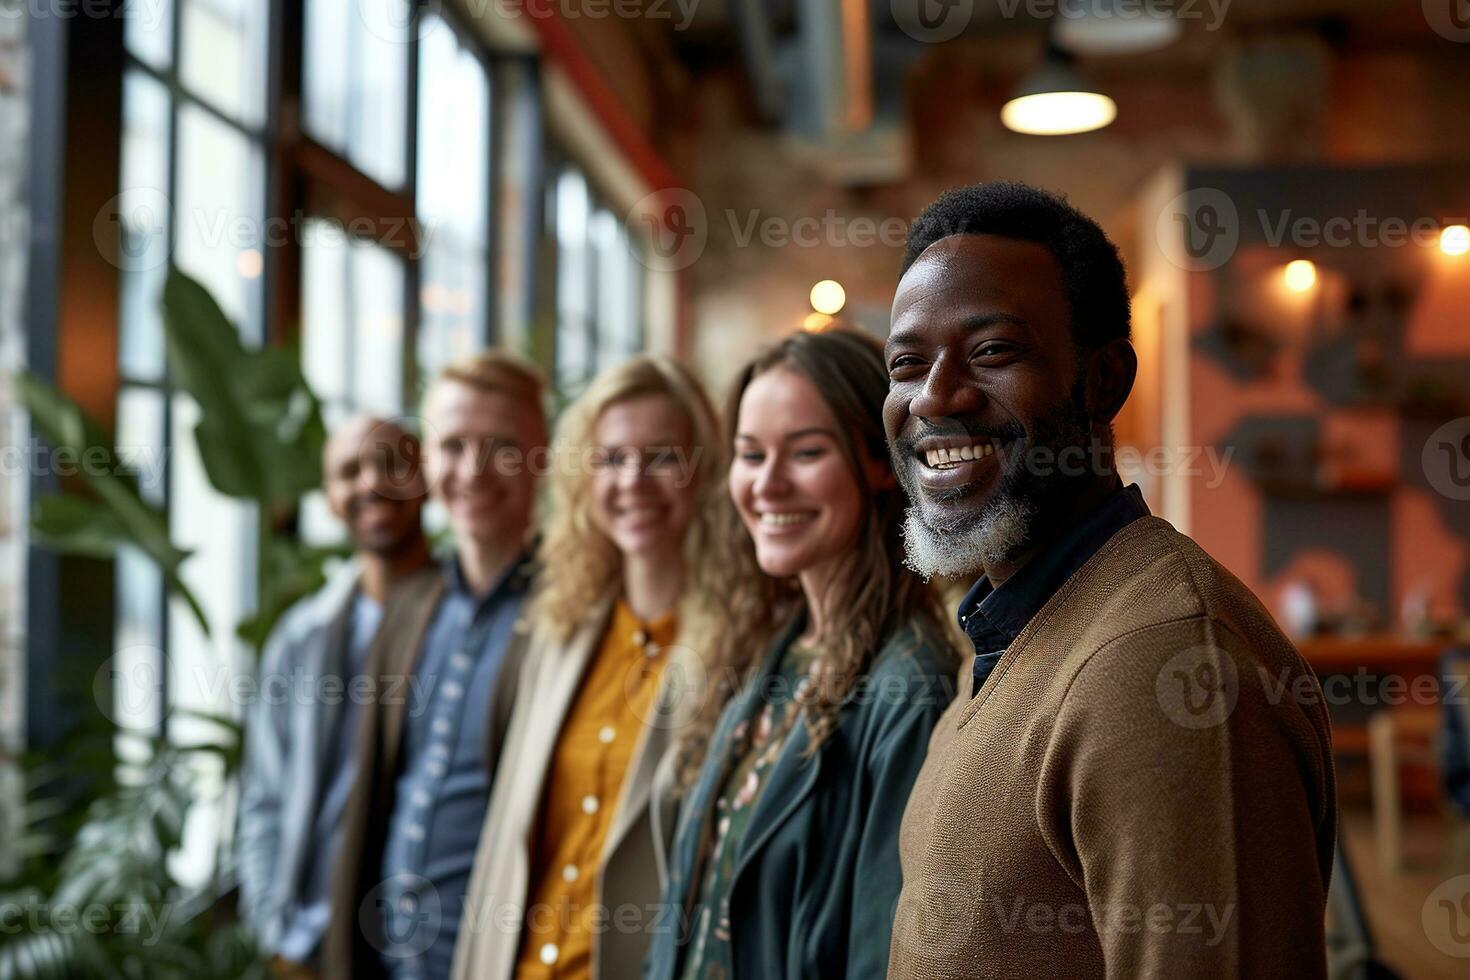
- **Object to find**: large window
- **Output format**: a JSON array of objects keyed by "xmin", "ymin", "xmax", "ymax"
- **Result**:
[
  {"xmin": 295, "ymin": 5, "xmax": 491, "ymax": 546},
  {"xmin": 546, "ymin": 165, "xmax": 646, "ymax": 396},
  {"xmin": 303, "ymin": 0, "xmax": 410, "ymax": 190},
  {"xmin": 108, "ymin": 0, "xmax": 661, "ymax": 885},
  {"xmin": 117, "ymin": 0, "xmax": 271, "ymax": 887},
  {"xmin": 415, "ymin": 14, "xmax": 492, "ymax": 379}
]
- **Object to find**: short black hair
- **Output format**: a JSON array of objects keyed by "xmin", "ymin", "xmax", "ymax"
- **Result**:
[{"xmin": 901, "ymin": 181, "xmax": 1131, "ymax": 349}]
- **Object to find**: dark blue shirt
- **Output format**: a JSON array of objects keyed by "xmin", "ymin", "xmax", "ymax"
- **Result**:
[
  {"xmin": 958, "ymin": 483, "xmax": 1150, "ymax": 697},
  {"xmin": 379, "ymin": 551, "xmax": 534, "ymax": 980}
]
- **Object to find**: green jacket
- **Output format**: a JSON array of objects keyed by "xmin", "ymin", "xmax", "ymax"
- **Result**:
[{"xmin": 644, "ymin": 614, "xmax": 959, "ymax": 980}]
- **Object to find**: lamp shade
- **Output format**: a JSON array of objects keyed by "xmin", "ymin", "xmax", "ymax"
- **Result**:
[{"xmin": 1001, "ymin": 54, "xmax": 1116, "ymax": 136}]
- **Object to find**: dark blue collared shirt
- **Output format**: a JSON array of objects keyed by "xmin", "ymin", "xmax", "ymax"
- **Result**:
[
  {"xmin": 958, "ymin": 483, "xmax": 1150, "ymax": 697},
  {"xmin": 379, "ymin": 550, "xmax": 534, "ymax": 980}
]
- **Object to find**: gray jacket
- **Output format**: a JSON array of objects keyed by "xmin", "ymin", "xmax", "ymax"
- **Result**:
[{"xmin": 235, "ymin": 560, "xmax": 360, "ymax": 954}]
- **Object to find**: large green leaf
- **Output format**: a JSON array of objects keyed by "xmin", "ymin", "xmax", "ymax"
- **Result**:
[
  {"xmin": 15, "ymin": 375, "xmax": 210, "ymax": 636},
  {"xmin": 161, "ymin": 270, "xmax": 325, "ymax": 512},
  {"xmin": 29, "ymin": 496, "xmax": 131, "ymax": 559}
]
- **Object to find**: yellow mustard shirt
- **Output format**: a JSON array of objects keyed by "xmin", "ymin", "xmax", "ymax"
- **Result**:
[{"xmin": 515, "ymin": 599, "xmax": 677, "ymax": 979}]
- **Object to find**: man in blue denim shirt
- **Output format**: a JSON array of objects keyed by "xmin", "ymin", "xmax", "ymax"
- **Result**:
[{"xmin": 324, "ymin": 351, "xmax": 550, "ymax": 980}]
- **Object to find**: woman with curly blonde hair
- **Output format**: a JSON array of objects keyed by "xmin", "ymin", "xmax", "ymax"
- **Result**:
[
  {"xmin": 453, "ymin": 355, "xmax": 725, "ymax": 980},
  {"xmin": 643, "ymin": 328, "xmax": 960, "ymax": 980}
]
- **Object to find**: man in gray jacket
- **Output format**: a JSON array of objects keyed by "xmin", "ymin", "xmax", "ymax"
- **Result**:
[{"xmin": 237, "ymin": 415, "xmax": 432, "ymax": 978}]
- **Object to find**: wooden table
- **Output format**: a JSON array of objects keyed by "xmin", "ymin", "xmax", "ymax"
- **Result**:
[
  {"xmin": 1297, "ymin": 635, "xmax": 1447, "ymax": 676},
  {"xmin": 1297, "ymin": 635, "xmax": 1460, "ymax": 871}
]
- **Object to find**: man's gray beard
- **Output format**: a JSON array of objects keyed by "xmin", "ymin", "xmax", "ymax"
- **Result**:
[{"xmin": 901, "ymin": 492, "xmax": 1035, "ymax": 581}]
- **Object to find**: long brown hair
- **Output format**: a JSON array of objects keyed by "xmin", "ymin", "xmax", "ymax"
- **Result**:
[{"xmin": 673, "ymin": 328, "xmax": 951, "ymax": 787}]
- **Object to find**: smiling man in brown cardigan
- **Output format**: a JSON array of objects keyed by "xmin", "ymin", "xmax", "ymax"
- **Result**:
[{"xmin": 882, "ymin": 183, "xmax": 1337, "ymax": 979}]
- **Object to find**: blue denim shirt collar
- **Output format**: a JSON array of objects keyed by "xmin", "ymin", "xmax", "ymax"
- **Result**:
[
  {"xmin": 959, "ymin": 482, "xmax": 1150, "ymax": 695},
  {"xmin": 442, "ymin": 543, "xmax": 536, "ymax": 609}
]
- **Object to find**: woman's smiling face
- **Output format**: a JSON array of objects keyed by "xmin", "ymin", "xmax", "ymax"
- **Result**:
[
  {"xmin": 590, "ymin": 393, "xmax": 697, "ymax": 560},
  {"xmin": 728, "ymin": 367, "xmax": 867, "ymax": 579}
]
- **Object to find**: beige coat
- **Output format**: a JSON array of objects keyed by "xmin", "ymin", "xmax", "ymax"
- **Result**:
[{"xmin": 451, "ymin": 597, "xmax": 705, "ymax": 980}]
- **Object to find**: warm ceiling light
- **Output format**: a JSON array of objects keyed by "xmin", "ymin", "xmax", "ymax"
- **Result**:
[
  {"xmin": 1284, "ymin": 259, "xmax": 1317, "ymax": 292},
  {"xmin": 1440, "ymin": 224, "xmax": 1470, "ymax": 256},
  {"xmin": 1001, "ymin": 49, "xmax": 1116, "ymax": 136},
  {"xmin": 809, "ymin": 279, "xmax": 846, "ymax": 315},
  {"xmin": 802, "ymin": 312, "xmax": 834, "ymax": 333}
]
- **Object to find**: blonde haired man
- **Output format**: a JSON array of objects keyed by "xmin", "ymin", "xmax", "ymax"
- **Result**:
[{"xmin": 325, "ymin": 351, "xmax": 550, "ymax": 980}]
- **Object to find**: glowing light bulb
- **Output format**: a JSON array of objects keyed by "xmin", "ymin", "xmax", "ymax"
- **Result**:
[
  {"xmin": 809, "ymin": 280, "xmax": 846, "ymax": 316},
  {"xmin": 1284, "ymin": 259, "xmax": 1317, "ymax": 293},
  {"xmin": 1439, "ymin": 225, "xmax": 1469, "ymax": 257}
]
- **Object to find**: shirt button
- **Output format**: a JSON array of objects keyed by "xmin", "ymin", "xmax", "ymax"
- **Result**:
[
  {"xmin": 645, "ymin": 643, "xmax": 661, "ymax": 658},
  {"xmin": 539, "ymin": 943, "xmax": 559, "ymax": 965},
  {"xmin": 598, "ymin": 725, "xmax": 616, "ymax": 744},
  {"xmin": 581, "ymin": 795, "xmax": 599, "ymax": 815},
  {"xmin": 562, "ymin": 864, "xmax": 579, "ymax": 882},
  {"xmin": 405, "ymin": 824, "xmax": 425, "ymax": 841}
]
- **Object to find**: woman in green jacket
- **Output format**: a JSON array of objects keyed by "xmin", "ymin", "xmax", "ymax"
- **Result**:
[{"xmin": 645, "ymin": 328, "xmax": 961, "ymax": 980}]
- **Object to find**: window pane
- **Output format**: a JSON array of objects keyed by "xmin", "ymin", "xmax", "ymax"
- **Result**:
[
  {"xmin": 352, "ymin": 245, "xmax": 406, "ymax": 416},
  {"xmin": 113, "ymin": 391, "xmax": 167, "ymax": 739},
  {"xmin": 304, "ymin": 0, "xmax": 409, "ymax": 188},
  {"xmin": 416, "ymin": 14, "xmax": 487, "ymax": 238},
  {"xmin": 298, "ymin": 491, "xmax": 344, "ymax": 548},
  {"xmin": 418, "ymin": 245, "xmax": 483, "ymax": 379},
  {"xmin": 174, "ymin": 102, "xmax": 265, "ymax": 343},
  {"xmin": 167, "ymin": 393, "xmax": 255, "ymax": 888},
  {"xmin": 179, "ymin": 0, "xmax": 268, "ymax": 127},
  {"xmin": 125, "ymin": 0, "xmax": 174, "ymax": 71},
  {"xmin": 416, "ymin": 12, "xmax": 489, "ymax": 374},
  {"xmin": 301, "ymin": 219, "xmax": 406, "ymax": 417},
  {"xmin": 592, "ymin": 209, "xmax": 638, "ymax": 372},
  {"xmin": 554, "ymin": 169, "xmax": 592, "ymax": 390},
  {"xmin": 114, "ymin": 386, "xmax": 167, "ymax": 739},
  {"xmin": 119, "ymin": 69, "xmax": 173, "ymax": 383},
  {"xmin": 301, "ymin": 219, "xmax": 351, "ymax": 407}
]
